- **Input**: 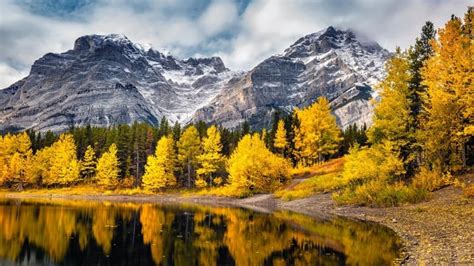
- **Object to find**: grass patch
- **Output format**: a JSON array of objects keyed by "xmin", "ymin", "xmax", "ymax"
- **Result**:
[
  {"xmin": 276, "ymin": 158, "xmax": 346, "ymax": 200},
  {"xmin": 333, "ymin": 181, "xmax": 428, "ymax": 207},
  {"xmin": 291, "ymin": 158, "xmax": 345, "ymax": 178}
]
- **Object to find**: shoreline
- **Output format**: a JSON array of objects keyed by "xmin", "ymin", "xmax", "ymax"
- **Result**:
[{"xmin": 1, "ymin": 185, "xmax": 473, "ymax": 265}]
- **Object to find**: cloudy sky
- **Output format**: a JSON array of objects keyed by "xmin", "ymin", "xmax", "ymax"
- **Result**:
[{"xmin": 0, "ymin": 0, "xmax": 470, "ymax": 88}]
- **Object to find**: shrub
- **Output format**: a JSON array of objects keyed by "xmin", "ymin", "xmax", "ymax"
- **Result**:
[
  {"xmin": 412, "ymin": 166, "xmax": 452, "ymax": 192},
  {"xmin": 333, "ymin": 181, "xmax": 427, "ymax": 207},
  {"xmin": 464, "ymin": 184, "xmax": 474, "ymax": 198},
  {"xmin": 341, "ymin": 142, "xmax": 405, "ymax": 185}
]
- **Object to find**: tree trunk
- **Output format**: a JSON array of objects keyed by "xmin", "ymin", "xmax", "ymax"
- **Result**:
[
  {"xmin": 187, "ymin": 161, "xmax": 191, "ymax": 188},
  {"xmin": 462, "ymin": 142, "xmax": 467, "ymax": 169}
]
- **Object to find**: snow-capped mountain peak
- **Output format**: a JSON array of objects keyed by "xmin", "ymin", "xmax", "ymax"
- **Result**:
[{"xmin": 0, "ymin": 27, "xmax": 390, "ymax": 132}]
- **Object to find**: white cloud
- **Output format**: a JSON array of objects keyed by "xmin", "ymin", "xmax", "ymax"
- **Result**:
[
  {"xmin": 0, "ymin": 0, "xmax": 471, "ymax": 87},
  {"xmin": 199, "ymin": 0, "xmax": 239, "ymax": 35}
]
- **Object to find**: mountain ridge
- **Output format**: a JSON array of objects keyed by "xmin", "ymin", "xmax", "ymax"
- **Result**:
[{"xmin": 0, "ymin": 27, "xmax": 390, "ymax": 132}]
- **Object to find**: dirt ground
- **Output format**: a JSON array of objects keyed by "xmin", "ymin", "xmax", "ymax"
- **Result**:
[{"xmin": 2, "ymin": 185, "xmax": 473, "ymax": 265}]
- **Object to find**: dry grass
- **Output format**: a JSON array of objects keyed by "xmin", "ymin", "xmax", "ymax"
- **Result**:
[
  {"xmin": 291, "ymin": 157, "xmax": 345, "ymax": 179},
  {"xmin": 276, "ymin": 158, "xmax": 346, "ymax": 200}
]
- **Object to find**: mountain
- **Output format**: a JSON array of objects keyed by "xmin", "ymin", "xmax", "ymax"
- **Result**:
[
  {"xmin": 0, "ymin": 34, "xmax": 237, "ymax": 132},
  {"xmin": 192, "ymin": 26, "xmax": 390, "ymax": 129},
  {"xmin": 0, "ymin": 27, "xmax": 390, "ymax": 132}
]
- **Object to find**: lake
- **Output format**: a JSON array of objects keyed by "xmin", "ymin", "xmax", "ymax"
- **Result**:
[{"xmin": 0, "ymin": 198, "xmax": 401, "ymax": 265}]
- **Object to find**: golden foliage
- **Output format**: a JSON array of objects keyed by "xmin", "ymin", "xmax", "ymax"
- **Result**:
[
  {"xmin": 96, "ymin": 144, "xmax": 120, "ymax": 189},
  {"xmin": 273, "ymin": 119, "xmax": 288, "ymax": 154},
  {"xmin": 142, "ymin": 135, "xmax": 177, "ymax": 191},
  {"xmin": 420, "ymin": 12, "xmax": 473, "ymax": 170},
  {"xmin": 227, "ymin": 134, "xmax": 291, "ymax": 195},
  {"xmin": 293, "ymin": 97, "xmax": 341, "ymax": 166},
  {"xmin": 177, "ymin": 126, "xmax": 201, "ymax": 187},
  {"xmin": 368, "ymin": 49, "xmax": 413, "ymax": 150},
  {"xmin": 196, "ymin": 125, "xmax": 224, "ymax": 187}
]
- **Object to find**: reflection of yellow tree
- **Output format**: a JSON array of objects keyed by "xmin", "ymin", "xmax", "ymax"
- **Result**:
[
  {"xmin": 92, "ymin": 206, "xmax": 116, "ymax": 255},
  {"xmin": 140, "ymin": 205, "xmax": 174, "ymax": 265},
  {"xmin": 192, "ymin": 212, "xmax": 222, "ymax": 266}
]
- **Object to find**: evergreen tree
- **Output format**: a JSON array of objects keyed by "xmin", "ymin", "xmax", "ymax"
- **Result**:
[
  {"xmin": 80, "ymin": 145, "xmax": 97, "ymax": 181},
  {"xmin": 408, "ymin": 21, "xmax": 436, "ymax": 128},
  {"xmin": 96, "ymin": 144, "xmax": 119, "ymax": 189},
  {"xmin": 142, "ymin": 136, "xmax": 177, "ymax": 191},
  {"xmin": 177, "ymin": 126, "xmax": 201, "ymax": 187},
  {"xmin": 196, "ymin": 126, "xmax": 224, "ymax": 187}
]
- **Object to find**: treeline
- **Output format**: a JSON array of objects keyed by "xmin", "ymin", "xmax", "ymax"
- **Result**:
[
  {"xmin": 0, "ymin": 98, "xmax": 366, "ymax": 194},
  {"xmin": 334, "ymin": 10, "xmax": 473, "ymax": 205}
]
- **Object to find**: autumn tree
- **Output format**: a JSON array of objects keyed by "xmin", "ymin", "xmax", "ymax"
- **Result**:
[
  {"xmin": 368, "ymin": 48, "xmax": 414, "ymax": 172},
  {"xmin": 80, "ymin": 145, "xmax": 97, "ymax": 181},
  {"xmin": 96, "ymin": 144, "xmax": 119, "ymax": 189},
  {"xmin": 142, "ymin": 135, "xmax": 177, "ymax": 191},
  {"xmin": 420, "ymin": 12, "xmax": 473, "ymax": 170},
  {"xmin": 40, "ymin": 134, "xmax": 80, "ymax": 186},
  {"xmin": 0, "ymin": 133, "xmax": 34, "ymax": 189},
  {"xmin": 293, "ymin": 97, "xmax": 341, "ymax": 166},
  {"xmin": 273, "ymin": 119, "xmax": 288, "ymax": 156},
  {"xmin": 196, "ymin": 126, "xmax": 224, "ymax": 187},
  {"xmin": 177, "ymin": 126, "xmax": 201, "ymax": 187},
  {"xmin": 227, "ymin": 134, "xmax": 290, "ymax": 195}
]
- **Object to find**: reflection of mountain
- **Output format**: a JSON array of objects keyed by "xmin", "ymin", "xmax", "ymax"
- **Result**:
[{"xmin": 0, "ymin": 200, "xmax": 401, "ymax": 265}]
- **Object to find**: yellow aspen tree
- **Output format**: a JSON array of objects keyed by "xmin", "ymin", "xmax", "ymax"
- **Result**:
[
  {"xmin": 227, "ymin": 133, "xmax": 290, "ymax": 195},
  {"xmin": 177, "ymin": 126, "xmax": 201, "ymax": 188},
  {"xmin": 368, "ymin": 49, "xmax": 415, "ymax": 172},
  {"xmin": 293, "ymin": 97, "xmax": 341, "ymax": 166},
  {"xmin": 273, "ymin": 119, "xmax": 288, "ymax": 156},
  {"xmin": 142, "ymin": 135, "xmax": 177, "ymax": 191},
  {"xmin": 80, "ymin": 145, "xmax": 97, "ymax": 181},
  {"xmin": 196, "ymin": 126, "xmax": 223, "ymax": 188},
  {"xmin": 0, "ymin": 135, "xmax": 6, "ymax": 185},
  {"xmin": 9, "ymin": 133, "xmax": 33, "ymax": 189},
  {"xmin": 96, "ymin": 144, "xmax": 119, "ymax": 189},
  {"xmin": 421, "ymin": 13, "xmax": 473, "ymax": 170},
  {"xmin": 45, "ymin": 134, "xmax": 80, "ymax": 186}
]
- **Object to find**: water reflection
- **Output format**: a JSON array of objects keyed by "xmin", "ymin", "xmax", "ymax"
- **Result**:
[{"xmin": 0, "ymin": 199, "xmax": 401, "ymax": 265}]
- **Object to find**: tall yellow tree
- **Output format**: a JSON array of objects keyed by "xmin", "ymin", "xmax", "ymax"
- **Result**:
[
  {"xmin": 177, "ymin": 126, "xmax": 201, "ymax": 187},
  {"xmin": 368, "ymin": 49, "xmax": 415, "ymax": 172},
  {"xmin": 196, "ymin": 126, "xmax": 223, "ymax": 187},
  {"xmin": 80, "ymin": 145, "xmax": 97, "ymax": 181},
  {"xmin": 96, "ymin": 144, "xmax": 119, "ymax": 189},
  {"xmin": 273, "ymin": 119, "xmax": 288, "ymax": 156},
  {"xmin": 43, "ymin": 134, "xmax": 81, "ymax": 186},
  {"xmin": 293, "ymin": 97, "xmax": 341, "ymax": 166},
  {"xmin": 227, "ymin": 133, "xmax": 290, "ymax": 195},
  {"xmin": 0, "ymin": 133, "xmax": 34, "ymax": 189},
  {"xmin": 142, "ymin": 135, "xmax": 177, "ymax": 191},
  {"xmin": 421, "ymin": 12, "xmax": 473, "ymax": 169}
]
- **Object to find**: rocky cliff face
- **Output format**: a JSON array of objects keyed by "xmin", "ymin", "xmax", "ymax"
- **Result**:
[
  {"xmin": 0, "ymin": 27, "xmax": 390, "ymax": 132},
  {"xmin": 192, "ymin": 26, "xmax": 390, "ymax": 129},
  {"xmin": 0, "ymin": 34, "xmax": 236, "ymax": 132}
]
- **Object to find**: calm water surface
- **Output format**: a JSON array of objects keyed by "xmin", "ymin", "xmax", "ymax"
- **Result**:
[{"xmin": 0, "ymin": 199, "xmax": 401, "ymax": 265}]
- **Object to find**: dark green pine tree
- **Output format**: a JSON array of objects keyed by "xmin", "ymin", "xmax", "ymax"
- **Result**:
[
  {"xmin": 172, "ymin": 121, "xmax": 181, "ymax": 142},
  {"xmin": 240, "ymin": 121, "xmax": 250, "ymax": 137},
  {"xmin": 407, "ymin": 21, "xmax": 435, "ymax": 174},
  {"xmin": 408, "ymin": 21, "xmax": 435, "ymax": 129}
]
